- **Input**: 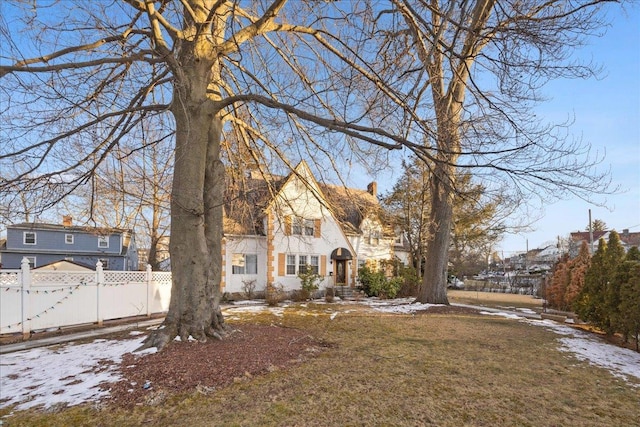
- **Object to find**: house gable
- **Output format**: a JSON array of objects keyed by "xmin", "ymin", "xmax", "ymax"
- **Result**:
[{"xmin": 221, "ymin": 161, "xmax": 401, "ymax": 294}]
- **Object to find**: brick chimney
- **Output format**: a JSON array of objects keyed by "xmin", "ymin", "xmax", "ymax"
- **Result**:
[
  {"xmin": 367, "ymin": 181, "xmax": 377, "ymax": 198},
  {"xmin": 62, "ymin": 215, "xmax": 73, "ymax": 227}
]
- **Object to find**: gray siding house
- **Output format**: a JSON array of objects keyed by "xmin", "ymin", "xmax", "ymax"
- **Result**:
[{"xmin": 0, "ymin": 217, "xmax": 138, "ymax": 270}]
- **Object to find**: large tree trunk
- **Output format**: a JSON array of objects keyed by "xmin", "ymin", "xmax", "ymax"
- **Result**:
[
  {"xmin": 139, "ymin": 20, "xmax": 227, "ymax": 350},
  {"xmin": 417, "ymin": 162, "xmax": 455, "ymax": 304}
]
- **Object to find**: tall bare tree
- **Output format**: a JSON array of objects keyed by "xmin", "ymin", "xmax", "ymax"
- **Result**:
[
  {"xmin": 0, "ymin": 0, "xmax": 418, "ymax": 349},
  {"xmin": 0, "ymin": 0, "xmax": 618, "ymax": 347},
  {"xmin": 364, "ymin": 0, "xmax": 616, "ymax": 303}
]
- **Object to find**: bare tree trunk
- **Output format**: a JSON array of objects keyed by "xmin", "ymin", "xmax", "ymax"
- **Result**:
[
  {"xmin": 417, "ymin": 162, "xmax": 454, "ymax": 304},
  {"xmin": 139, "ymin": 32, "xmax": 227, "ymax": 349}
]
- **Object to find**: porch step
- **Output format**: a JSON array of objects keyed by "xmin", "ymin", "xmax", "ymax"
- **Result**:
[{"xmin": 334, "ymin": 285, "xmax": 355, "ymax": 300}]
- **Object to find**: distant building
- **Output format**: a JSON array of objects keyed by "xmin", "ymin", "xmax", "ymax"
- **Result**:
[
  {"xmin": 0, "ymin": 216, "xmax": 138, "ymax": 270},
  {"xmin": 569, "ymin": 229, "xmax": 640, "ymax": 257}
]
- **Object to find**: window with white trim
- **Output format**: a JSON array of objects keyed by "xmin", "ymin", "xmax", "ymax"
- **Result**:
[
  {"xmin": 65, "ymin": 234, "xmax": 74, "ymax": 244},
  {"xmin": 26, "ymin": 256, "xmax": 36, "ymax": 268},
  {"xmin": 287, "ymin": 254, "xmax": 320, "ymax": 275},
  {"xmin": 232, "ymin": 253, "xmax": 258, "ymax": 275},
  {"xmin": 286, "ymin": 254, "xmax": 297, "ymax": 275},
  {"xmin": 304, "ymin": 219, "xmax": 314, "ymax": 236},
  {"xmin": 368, "ymin": 230, "xmax": 380, "ymax": 246},
  {"xmin": 98, "ymin": 258, "xmax": 109, "ymax": 269},
  {"xmin": 23, "ymin": 232, "xmax": 36, "ymax": 245},
  {"xmin": 394, "ymin": 233, "xmax": 403, "ymax": 245},
  {"xmin": 98, "ymin": 236, "xmax": 109, "ymax": 248}
]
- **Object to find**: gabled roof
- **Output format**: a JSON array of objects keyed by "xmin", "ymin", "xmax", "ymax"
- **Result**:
[
  {"xmin": 9, "ymin": 222, "xmax": 132, "ymax": 236},
  {"xmin": 223, "ymin": 162, "xmax": 387, "ymax": 236},
  {"xmin": 34, "ymin": 259, "xmax": 95, "ymax": 271}
]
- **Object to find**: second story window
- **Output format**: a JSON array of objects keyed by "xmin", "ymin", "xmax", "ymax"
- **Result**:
[
  {"xmin": 290, "ymin": 217, "xmax": 317, "ymax": 236},
  {"xmin": 23, "ymin": 232, "xmax": 36, "ymax": 245},
  {"xmin": 98, "ymin": 236, "xmax": 109, "ymax": 248},
  {"xmin": 65, "ymin": 234, "xmax": 74, "ymax": 244},
  {"xmin": 292, "ymin": 217, "xmax": 303, "ymax": 235},
  {"xmin": 368, "ymin": 230, "xmax": 380, "ymax": 246},
  {"xmin": 304, "ymin": 219, "xmax": 315, "ymax": 236}
]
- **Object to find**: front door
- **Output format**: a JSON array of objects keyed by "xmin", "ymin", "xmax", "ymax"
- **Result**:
[{"xmin": 335, "ymin": 260, "xmax": 347, "ymax": 286}]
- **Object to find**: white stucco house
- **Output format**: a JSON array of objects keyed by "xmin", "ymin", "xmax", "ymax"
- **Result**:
[{"xmin": 221, "ymin": 161, "xmax": 409, "ymax": 296}]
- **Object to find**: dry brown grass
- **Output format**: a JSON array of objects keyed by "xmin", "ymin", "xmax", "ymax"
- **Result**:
[
  {"xmin": 448, "ymin": 289, "xmax": 544, "ymax": 311},
  {"xmin": 3, "ymin": 302, "xmax": 638, "ymax": 427}
]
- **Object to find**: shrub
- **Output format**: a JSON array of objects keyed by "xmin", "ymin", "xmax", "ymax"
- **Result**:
[
  {"xmin": 396, "ymin": 266, "xmax": 420, "ymax": 297},
  {"xmin": 358, "ymin": 265, "xmax": 386, "ymax": 297},
  {"xmin": 242, "ymin": 279, "xmax": 257, "ymax": 299},
  {"xmin": 297, "ymin": 266, "xmax": 323, "ymax": 300},
  {"xmin": 265, "ymin": 283, "xmax": 285, "ymax": 306},
  {"xmin": 357, "ymin": 264, "xmax": 404, "ymax": 299}
]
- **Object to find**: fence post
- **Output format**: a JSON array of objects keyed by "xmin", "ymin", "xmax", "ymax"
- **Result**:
[
  {"xmin": 146, "ymin": 264, "xmax": 152, "ymax": 317},
  {"xmin": 96, "ymin": 261, "xmax": 104, "ymax": 326},
  {"xmin": 20, "ymin": 257, "xmax": 32, "ymax": 339}
]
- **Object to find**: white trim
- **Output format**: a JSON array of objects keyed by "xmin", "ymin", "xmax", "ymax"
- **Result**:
[
  {"xmin": 23, "ymin": 231, "xmax": 37, "ymax": 245},
  {"xmin": 98, "ymin": 236, "xmax": 109, "ymax": 248}
]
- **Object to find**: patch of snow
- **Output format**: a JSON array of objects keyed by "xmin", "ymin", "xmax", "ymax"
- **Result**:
[
  {"xmin": 479, "ymin": 311, "xmax": 524, "ymax": 320},
  {"xmin": 0, "ymin": 336, "xmax": 155, "ymax": 410},
  {"xmin": 525, "ymin": 319, "xmax": 640, "ymax": 385},
  {"xmin": 371, "ymin": 300, "xmax": 442, "ymax": 314},
  {"xmin": 230, "ymin": 300, "xmax": 265, "ymax": 306},
  {"xmin": 330, "ymin": 312, "xmax": 338, "ymax": 320},
  {"xmin": 223, "ymin": 305, "xmax": 286, "ymax": 317}
]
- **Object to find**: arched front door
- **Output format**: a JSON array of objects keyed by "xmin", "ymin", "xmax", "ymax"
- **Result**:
[
  {"xmin": 335, "ymin": 260, "xmax": 347, "ymax": 286},
  {"xmin": 330, "ymin": 247, "xmax": 352, "ymax": 287}
]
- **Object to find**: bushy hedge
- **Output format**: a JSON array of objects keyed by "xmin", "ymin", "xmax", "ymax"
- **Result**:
[
  {"xmin": 357, "ymin": 265, "xmax": 402, "ymax": 299},
  {"xmin": 547, "ymin": 231, "xmax": 640, "ymax": 350}
]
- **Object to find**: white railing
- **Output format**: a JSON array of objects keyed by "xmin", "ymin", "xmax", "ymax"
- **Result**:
[{"xmin": 0, "ymin": 258, "xmax": 172, "ymax": 336}]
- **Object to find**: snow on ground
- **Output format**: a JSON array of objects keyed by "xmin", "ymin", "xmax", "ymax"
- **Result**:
[
  {"xmin": 0, "ymin": 332, "xmax": 156, "ymax": 410},
  {"xmin": 348, "ymin": 297, "xmax": 443, "ymax": 314},
  {"xmin": 528, "ymin": 319, "xmax": 640, "ymax": 385},
  {"xmin": 1, "ymin": 299, "xmax": 638, "ymax": 412},
  {"xmin": 479, "ymin": 310, "xmax": 640, "ymax": 386}
]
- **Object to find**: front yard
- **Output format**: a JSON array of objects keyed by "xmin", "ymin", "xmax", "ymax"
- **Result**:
[{"xmin": 1, "ymin": 295, "xmax": 639, "ymax": 426}]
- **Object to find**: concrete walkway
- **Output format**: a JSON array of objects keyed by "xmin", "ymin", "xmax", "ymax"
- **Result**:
[{"xmin": 0, "ymin": 318, "xmax": 164, "ymax": 355}]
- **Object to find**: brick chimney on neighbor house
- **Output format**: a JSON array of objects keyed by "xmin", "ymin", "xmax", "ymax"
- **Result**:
[
  {"xmin": 62, "ymin": 215, "xmax": 73, "ymax": 227},
  {"xmin": 367, "ymin": 181, "xmax": 377, "ymax": 198}
]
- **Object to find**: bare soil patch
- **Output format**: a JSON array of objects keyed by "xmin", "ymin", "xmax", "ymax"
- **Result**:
[{"xmin": 107, "ymin": 324, "xmax": 329, "ymax": 407}]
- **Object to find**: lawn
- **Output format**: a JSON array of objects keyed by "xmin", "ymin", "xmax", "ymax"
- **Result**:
[{"xmin": 2, "ymin": 295, "xmax": 639, "ymax": 426}]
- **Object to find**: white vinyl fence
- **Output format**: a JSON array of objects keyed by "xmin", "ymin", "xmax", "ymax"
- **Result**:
[{"xmin": 1, "ymin": 258, "xmax": 172, "ymax": 336}]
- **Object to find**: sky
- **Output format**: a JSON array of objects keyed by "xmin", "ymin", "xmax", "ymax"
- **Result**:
[
  {"xmin": 355, "ymin": 4, "xmax": 640, "ymax": 256},
  {"xmin": 1, "ymin": 299, "xmax": 638, "ymax": 411},
  {"xmin": 495, "ymin": 5, "xmax": 640, "ymax": 254}
]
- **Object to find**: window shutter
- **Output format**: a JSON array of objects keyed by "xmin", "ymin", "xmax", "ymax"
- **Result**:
[
  {"xmin": 284, "ymin": 216, "xmax": 292, "ymax": 236},
  {"xmin": 314, "ymin": 219, "xmax": 321, "ymax": 238},
  {"xmin": 278, "ymin": 253, "xmax": 285, "ymax": 276},
  {"xmin": 321, "ymin": 255, "xmax": 327, "ymax": 276}
]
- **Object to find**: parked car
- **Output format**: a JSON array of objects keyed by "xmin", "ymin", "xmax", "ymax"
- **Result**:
[{"xmin": 447, "ymin": 277, "xmax": 465, "ymax": 290}]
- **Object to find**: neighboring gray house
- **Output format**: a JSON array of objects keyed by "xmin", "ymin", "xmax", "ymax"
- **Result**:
[{"xmin": 0, "ymin": 217, "xmax": 138, "ymax": 270}]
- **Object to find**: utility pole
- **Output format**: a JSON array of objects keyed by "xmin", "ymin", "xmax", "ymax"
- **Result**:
[{"xmin": 588, "ymin": 209, "xmax": 594, "ymax": 254}]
